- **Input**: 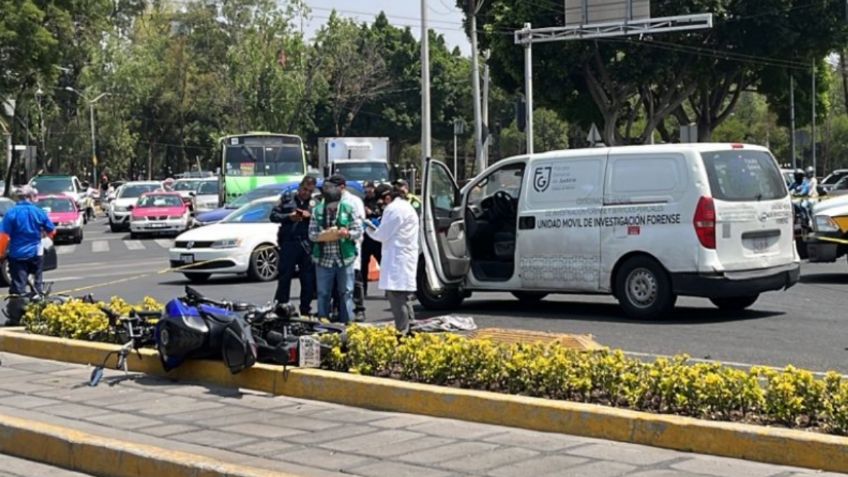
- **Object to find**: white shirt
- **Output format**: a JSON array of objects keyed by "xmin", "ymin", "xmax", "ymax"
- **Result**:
[
  {"xmin": 366, "ymin": 198, "xmax": 419, "ymax": 292},
  {"xmin": 342, "ymin": 190, "xmax": 366, "ymax": 270}
]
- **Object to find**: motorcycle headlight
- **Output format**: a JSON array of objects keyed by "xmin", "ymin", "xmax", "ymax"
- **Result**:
[
  {"xmin": 815, "ymin": 215, "xmax": 840, "ymax": 232},
  {"xmin": 211, "ymin": 239, "xmax": 242, "ymax": 249}
]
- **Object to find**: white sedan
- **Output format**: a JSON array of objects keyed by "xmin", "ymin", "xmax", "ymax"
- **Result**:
[{"xmin": 169, "ymin": 197, "xmax": 280, "ymax": 283}]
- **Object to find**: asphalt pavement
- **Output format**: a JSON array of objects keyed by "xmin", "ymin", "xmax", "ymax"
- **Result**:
[{"xmin": 41, "ymin": 216, "xmax": 848, "ymax": 374}]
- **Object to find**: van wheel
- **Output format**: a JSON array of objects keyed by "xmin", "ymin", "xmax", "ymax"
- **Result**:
[
  {"xmin": 415, "ymin": 260, "xmax": 464, "ymax": 310},
  {"xmin": 710, "ymin": 295, "xmax": 759, "ymax": 311},
  {"xmin": 615, "ymin": 256, "xmax": 676, "ymax": 319},
  {"xmin": 512, "ymin": 291, "xmax": 547, "ymax": 303},
  {"xmin": 796, "ymin": 241, "xmax": 809, "ymax": 260}
]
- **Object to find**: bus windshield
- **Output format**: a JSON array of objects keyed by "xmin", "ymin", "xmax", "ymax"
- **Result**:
[{"xmin": 223, "ymin": 135, "xmax": 305, "ymax": 177}]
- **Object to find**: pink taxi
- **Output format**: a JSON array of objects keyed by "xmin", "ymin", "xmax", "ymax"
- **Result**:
[
  {"xmin": 36, "ymin": 195, "xmax": 84, "ymax": 243},
  {"xmin": 129, "ymin": 192, "xmax": 190, "ymax": 239}
]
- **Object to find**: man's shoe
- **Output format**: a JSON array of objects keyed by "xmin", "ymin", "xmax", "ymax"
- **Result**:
[{"xmin": 354, "ymin": 312, "xmax": 366, "ymax": 322}]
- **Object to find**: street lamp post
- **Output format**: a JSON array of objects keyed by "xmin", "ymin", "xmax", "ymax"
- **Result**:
[{"xmin": 65, "ymin": 87, "xmax": 108, "ymax": 187}]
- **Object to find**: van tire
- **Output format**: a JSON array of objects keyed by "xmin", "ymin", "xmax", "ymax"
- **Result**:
[
  {"xmin": 710, "ymin": 295, "xmax": 759, "ymax": 311},
  {"xmin": 415, "ymin": 260, "xmax": 464, "ymax": 310},
  {"xmin": 615, "ymin": 256, "xmax": 676, "ymax": 320},
  {"xmin": 512, "ymin": 291, "xmax": 547, "ymax": 303}
]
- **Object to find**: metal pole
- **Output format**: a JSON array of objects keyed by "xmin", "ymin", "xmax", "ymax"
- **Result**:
[
  {"xmin": 471, "ymin": 9, "xmax": 483, "ymax": 174},
  {"xmin": 89, "ymin": 103, "xmax": 97, "ymax": 187},
  {"xmin": 453, "ymin": 132, "xmax": 458, "ymax": 179},
  {"xmin": 420, "ymin": 0, "xmax": 432, "ymax": 168},
  {"xmin": 523, "ymin": 23, "xmax": 534, "ymax": 155},
  {"xmin": 790, "ymin": 74, "xmax": 796, "ymax": 170},
  {"xmin": 812, "ymin": 60, "xmax": 817, "ymax": 175},
  {"xmin": 482, "ymin": 56, "xmax": 490, "ymax": 168}
]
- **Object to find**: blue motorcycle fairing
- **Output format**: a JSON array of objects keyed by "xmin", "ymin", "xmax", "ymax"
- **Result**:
[{"xmin": 165, "ymin": 299, "xmax": 209, "ymax": 333}]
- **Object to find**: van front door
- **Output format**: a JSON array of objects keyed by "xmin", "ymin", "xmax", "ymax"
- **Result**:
[{"xmin": 421, "ymin": 159, "xmax": 470, "ymax": 288}]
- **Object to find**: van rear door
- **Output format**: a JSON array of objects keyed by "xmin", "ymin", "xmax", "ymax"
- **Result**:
[{"xmin": 699, "ymin": 148, "xmax": 795, "ymax": 271}]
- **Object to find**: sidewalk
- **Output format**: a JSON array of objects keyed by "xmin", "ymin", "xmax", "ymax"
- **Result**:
[{"xmin": 0, "ymin": 352, "xmax": 842, "ymax": 477}]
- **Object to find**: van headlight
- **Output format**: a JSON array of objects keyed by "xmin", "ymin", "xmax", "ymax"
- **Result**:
[
  {"xmin": 814, "ymin": 215, "xmax": 840, "ymax": 232},
  {"xmin": 211, "ymin": 239, "xmax": 241, "ymax": 249}
]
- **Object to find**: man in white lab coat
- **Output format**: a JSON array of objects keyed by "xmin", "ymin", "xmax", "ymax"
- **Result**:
[{"xmin": 366, "ymin": 185, "xmax": 419, "ymax": 333}]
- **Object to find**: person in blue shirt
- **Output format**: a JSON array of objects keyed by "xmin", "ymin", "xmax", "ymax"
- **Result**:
[{"xmin": 1, "ymin": 185, "xmax": 55, "ymax": 296}]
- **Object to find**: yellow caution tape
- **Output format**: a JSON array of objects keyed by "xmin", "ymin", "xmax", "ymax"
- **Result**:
[{"xmin": 809, "ymin": 235, "xmax": 848, "ymax": 246}]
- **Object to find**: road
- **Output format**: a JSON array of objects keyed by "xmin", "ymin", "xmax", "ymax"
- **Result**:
[{"xmin": 41, "ymin": 217, "xmax": 848, "ymax": 374}]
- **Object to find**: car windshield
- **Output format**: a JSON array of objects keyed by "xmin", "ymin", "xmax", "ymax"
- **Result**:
[
  {"xmin": 173, "ymin": 181, "xmax": 201, "ymax": 191},
  {"xmin": 333, "ymin": 163, "xmax": 390, "ymax": 182},
  {"xmin": 138, "ymin": 195, "xmax": 183, "ymax": 208},
  {"xmin": 222, "ymin": 201, "xmax": 274, "ymax": 223},
  {"xmin": 701, "ymin": 150, "xmax": 787, "ymax": 202},
  {"xmin": 119, "ymin": 184, "xmax": 160, "ymax": 198},
  {"xmin": 197, "ymin": 180, "xmax": 219, "ymax": 195},
  {"xmin": 37, "ymin": 197, "xmax": 75, "ymax": 213},
  {"xmin": 822, "ymin": 172, "xmax": 848, "ymax": 185},
  {"xmin": 227, "ymin": 187, "xmax": 283, "ymax": 208},
  {"xmin": 30, "ymin": 177, "xmax": 73, "ymax": 194},
  {"xmin": 833, "ymin": 176, "xmax": 848, "ymax": 190}
]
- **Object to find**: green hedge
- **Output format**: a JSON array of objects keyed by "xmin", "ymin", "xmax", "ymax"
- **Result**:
[{"xmin": 322, "ymin": 325, "xmax": 848, "ymax": 435}]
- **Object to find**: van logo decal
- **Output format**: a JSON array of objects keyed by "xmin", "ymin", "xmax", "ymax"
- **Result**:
[
  {"xmin": 758, "ymin": 212, "xmax": 769, "ymax": 223},
  {"xmin": 533, "ymin": 167, "xmax": 552, "ymax": 193}
]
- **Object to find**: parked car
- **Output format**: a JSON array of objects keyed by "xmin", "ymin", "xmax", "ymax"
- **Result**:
[
  {"xmin": 191, "ymin": 179, "xmax": 220, "ymax": 213},
  {"xmin": 129, "ymin": 192, "xmax": 190, "ymax": 239},
  {"xmin": 419, "ymin": 143, "xmax": 799, "ymax": 319},
  {"xmin": 170, "ymin": 196, "xmax": 279, "ymax": 283},
  {"xmin": 173, "ymin": 178, "xmax": 205, "ymax": 210},
  {"xmin": 821, "ymin": 169, "xmax": 848, "ymax": 193},
  {"xmin": 108, "ymin": 181, "xmax": 162, "ymax": 232},
  {"xmin": 804, "ymin": 193, "xmax": 848, "ymax": 263},
  {"xmin": 36, "ymin": 195, "xmax": 84, "ymax": 244},
  {"xmin": 28, "ymin": 175, "xmax": 95, "ymax": 223}
]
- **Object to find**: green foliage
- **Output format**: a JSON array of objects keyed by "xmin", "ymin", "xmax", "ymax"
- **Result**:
[
  {"xmin": 23, "ymin": 296, "xmax": 162, "ymax": 341},
  {"xmin": 324, "ymin": 325, "xmax": 848, "ymax": 435}
]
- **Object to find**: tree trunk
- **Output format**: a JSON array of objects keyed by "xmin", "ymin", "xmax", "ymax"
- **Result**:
[{"xmin": 841, "ymin": 50, "xmax": 848, "ymax": 115}]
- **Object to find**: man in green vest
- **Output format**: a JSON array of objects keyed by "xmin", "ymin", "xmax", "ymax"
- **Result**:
[{"xmin": 308, "ymin": 181, "xmax": 363, "ymax": 323}]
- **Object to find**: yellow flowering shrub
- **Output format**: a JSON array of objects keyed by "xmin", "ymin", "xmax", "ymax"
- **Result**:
[
  {"xmin": 22, "ymin": 296, "xmax": 163, "ymax": 341},
  {"xmin": 323, "ymin": 325, "xmax": 848, "ymax": 435}
]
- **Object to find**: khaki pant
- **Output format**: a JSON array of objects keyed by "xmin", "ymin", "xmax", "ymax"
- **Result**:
[{"xmin": 386, "ymin": 290, "xmax": 414, "ymax": 333}]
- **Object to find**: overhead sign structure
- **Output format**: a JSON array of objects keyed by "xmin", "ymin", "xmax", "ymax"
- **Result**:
[{"xmin": 514, "ymin": 0, "xmax": 713, "ymax": 153}]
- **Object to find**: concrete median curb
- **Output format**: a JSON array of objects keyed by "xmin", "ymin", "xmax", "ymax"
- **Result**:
[
  {"xmin": 2, "ymin": 328, "xmax": 848, "ymax": 473},
  {"xmin": 0, "ymin": 413, "xmax": 295, "ymax": 477}
]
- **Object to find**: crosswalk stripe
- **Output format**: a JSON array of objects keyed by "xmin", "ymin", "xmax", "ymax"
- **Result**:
[
  {"xmin": 154, "ymin": 239, "xmax": 173, "ymax": 249},
  {"xmin": 56, "ymin": 245, "xmax": 76, "ymax": 255},
  {"xmin": 91, "ymin": 240, "xmax": 110, "ymax": 253},
  {"xmin": 124, "ymin": 240, "xmax": 145, "ymax": 251}
]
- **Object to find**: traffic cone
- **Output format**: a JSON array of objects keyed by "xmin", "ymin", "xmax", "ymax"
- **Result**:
[{"xmin": 368, "ymin": 257, "xmax": 380, "ymax": 282}]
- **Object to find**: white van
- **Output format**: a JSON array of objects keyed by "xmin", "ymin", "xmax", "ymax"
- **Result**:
[{"xmin": 419, "ymin": 143, "xmax": 800, "ymax": 319}]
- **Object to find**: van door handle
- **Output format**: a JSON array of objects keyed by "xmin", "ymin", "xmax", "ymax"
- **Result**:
[{"xmin": 518, "ymin": 216, "xmax": 535, "ymax": 230}]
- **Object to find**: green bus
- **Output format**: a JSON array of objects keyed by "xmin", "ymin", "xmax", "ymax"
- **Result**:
[{"xmin": 219, "ymin": 133, "xmax": 307, "ymax": 204}]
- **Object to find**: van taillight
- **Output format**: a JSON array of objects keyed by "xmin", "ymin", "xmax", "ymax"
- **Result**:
[{"xmin": 693, "ymin": 196, "xmax": 716, "ymax": 249}]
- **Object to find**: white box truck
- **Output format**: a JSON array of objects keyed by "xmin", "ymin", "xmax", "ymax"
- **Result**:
[{"xmin": 318, "ymin": 137, "xmax": 392, "ymax": 183}]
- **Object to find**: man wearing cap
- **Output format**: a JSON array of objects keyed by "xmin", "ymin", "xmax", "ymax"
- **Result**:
[
  {"xmin": 270, "ymin": 177, "xmax": 317, "ymax": 315},
  {"xmin": 1, "ymin": 186, "xmax": 55, "ymax": 301},
  {"xmin": 394, "ymin": 179, "xmax": 422, "ymax": 214},
  {"xmin": 326, "ymin": 174, "xmax": 368, "ymax": 322},
  {"xmin": 366, "ymin": 185, "xmax": 419, "ymax": 334},
  {"xmin": 308, "ymin": 181, "xmax": 362, "ymax": 323}
]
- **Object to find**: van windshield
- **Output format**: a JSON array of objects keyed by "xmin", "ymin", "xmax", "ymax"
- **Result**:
[{"xmin": 701, "ymin": 150, "xmax": 787, "ymax": 202}]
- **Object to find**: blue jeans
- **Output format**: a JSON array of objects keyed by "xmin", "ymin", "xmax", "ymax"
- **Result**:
[
  {"xmin": 9, "ymin": 256, "xmax": 43, "ymax": 295},
  {"xmin": 316, "ymin": 263, "xmax": 354, "ymax": 323}
]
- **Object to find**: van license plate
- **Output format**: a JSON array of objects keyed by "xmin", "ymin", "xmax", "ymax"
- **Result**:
[{"xmin": 751, "ymin": 238, "xmax": 770, "ymax": 252}]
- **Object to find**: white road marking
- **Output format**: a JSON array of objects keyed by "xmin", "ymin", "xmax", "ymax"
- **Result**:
[
  {"xmin": 56, "ymin": 245, "xmax": 76, "ymax": 255},
  {"xmin": 154, "ymin": 239, "xmax": 173, "ymax": 249},
  {"xmin": 91, "ymin": 240, "xmax": 110, "ymax": 253},
  {"xmin": 124, "ymin": 240, "xmax": 145, "ymax": 250}
]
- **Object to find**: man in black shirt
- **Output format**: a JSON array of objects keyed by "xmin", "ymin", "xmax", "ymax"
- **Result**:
[
  {"xmin": 270, "ymin": 177, "xmax": 317, "ymax": 315},
  {"xmin": 361, "ymin": 181, "xmax": 386, "ymax": 297}
]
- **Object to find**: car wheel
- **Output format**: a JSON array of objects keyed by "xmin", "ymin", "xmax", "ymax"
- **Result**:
[
  {"xmin": 796, "ymin": 240, "xmax": 808, "ymax": 260},
  {"xmin": 74, "ymin": 230, "xmax": 83, "ymax": 244},
  {"xmin": 183, "ymin": 273, "xmax": 211, "ymax": 283},
  {"xmin": 511, "ymin": 291, "xmax": 548, "ymax": 303},
  {"xmin": 130, "ymin": 232, "xmax": 139, "ymax": 240},
  {"xmin": 415, "ymin": 259, "xmax": 464, "ymax": 310},
  {"xmin": 615, "ymin": 256, "xmax": 677, "ymax": 319},
  {"xmin": 248, "ymin": 244, "xmax": 279, "ymax": 281},
  {"xmin": 0, "ymin": 260, "xmax": 10, "ymax": 287},
  {"xmin": 109, "ymin": 222, "xmax": 120, "ymax": 233},
  {"xmin": 710, "ymin": 295, "xmax": 759, "ymax": 311}
]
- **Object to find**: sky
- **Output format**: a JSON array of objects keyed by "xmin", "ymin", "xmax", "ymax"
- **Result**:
[{"xmin": 302, "ymin": 0, "xmax": 471, "ymax": 55}]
